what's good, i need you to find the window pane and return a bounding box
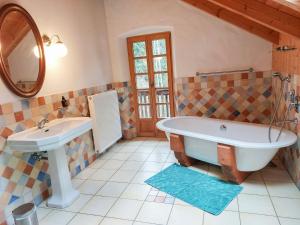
[152,39,166,55]
[156,89,169,103]
[153,56,167,72]
[136,75,149,89]
[157,104,170,118]
[133,41,146,57]
[139,105,151,118]
[137,91,150,104]
[134,58,148,73]
[155,73,168,88]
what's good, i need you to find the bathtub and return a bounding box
[156,116,297,171]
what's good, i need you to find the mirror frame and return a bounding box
[0,3,45,98]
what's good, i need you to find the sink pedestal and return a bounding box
[47,146,79,208]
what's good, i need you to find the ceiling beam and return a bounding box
[207,0,300,39]
[183,0,280,44]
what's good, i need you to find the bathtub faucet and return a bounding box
[220,124,227,131]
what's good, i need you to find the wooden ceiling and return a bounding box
[183,0,300,44]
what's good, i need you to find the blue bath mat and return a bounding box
[145,163,243,215]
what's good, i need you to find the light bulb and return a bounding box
[51,42,68,58]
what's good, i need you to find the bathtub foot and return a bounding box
[217,144,251,184]
[170,133,195,166]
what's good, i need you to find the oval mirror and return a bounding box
[0,4,45,98]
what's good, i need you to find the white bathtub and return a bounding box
[157,116,297,171]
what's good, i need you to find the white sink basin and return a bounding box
[7,117,93,209]
[7,117,92,152]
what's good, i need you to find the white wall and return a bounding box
[0,0,112,104]
[104,0,273,82]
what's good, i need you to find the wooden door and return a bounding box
[127,32,175,137]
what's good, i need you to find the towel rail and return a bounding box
[196,68,254,77]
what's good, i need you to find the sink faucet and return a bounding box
[38,116,49,129]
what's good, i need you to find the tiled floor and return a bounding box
[22,139,300,225]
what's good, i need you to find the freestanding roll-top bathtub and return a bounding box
[157,116,297,172]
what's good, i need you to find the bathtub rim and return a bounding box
[156,116,297,149]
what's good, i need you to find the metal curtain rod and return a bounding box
[196,68,254,76]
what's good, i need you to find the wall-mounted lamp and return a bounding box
[34,34,68,58]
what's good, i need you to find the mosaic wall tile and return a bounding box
[175,71,272,124]
[0,81,136,224]
[272,75,300,190]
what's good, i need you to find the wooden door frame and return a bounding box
[127,31,175,137]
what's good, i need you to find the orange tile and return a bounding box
[1,103,13,114]
[38,97,46,106]
[2,167,13,179]
[14,111,24,122]
[1,128,13,139]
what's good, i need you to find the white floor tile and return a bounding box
[36,207,52,221]
[68,213,103,225]
[266,181,300,198]
[97,181,128,197]
[174,198,190,206]
[102,159,124,170]
[241,180,268,195]
[80,196,117,216]
[75,168,97,179]
[129,153,150,161]
[168,205,204,225]
[244,172,263,182]
[136,202,172,225]
[154,146,171,154]
[89,159,107,169]
[100,218,133,225]
[133,222,153,225]
[63,194,92,212]
[40,210,75,225]
[125,141,143,147]
[107,198,143,220]
[119,146,139,153]
[99,151,114,160]
[261,168,293,182]
[121,184,151,200]
[147,153,169,162]
[131,171,155,184]
[110,153,132,161]
[89,168,117,181]
[238,194,276,216]
[71,179,85,189]
[78,180,105,195]
[110,170,137,183]
[166,153,178,163]
[120,161,144,171]
[203,211,240,225]
[136,146,155,154]
[279,217,300,225]
[240,213,280,225]
[272,197,300,219]
[140,162,164,172]
[142,140,160,147]
[225,198,238,211]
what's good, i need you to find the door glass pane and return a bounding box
[156,89,169,103]
[137,90,150,104]
[155,73,168,88]
[133,41,146,57]
[136,75,149,89]
[152,39,166,55]
[153,56,167,72]
[157,104,170,118]
[134,58,148,73]
[139,105,151,118]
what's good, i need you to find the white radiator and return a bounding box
[88,90,122,154]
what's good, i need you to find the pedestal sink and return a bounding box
[7,117,92,208]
